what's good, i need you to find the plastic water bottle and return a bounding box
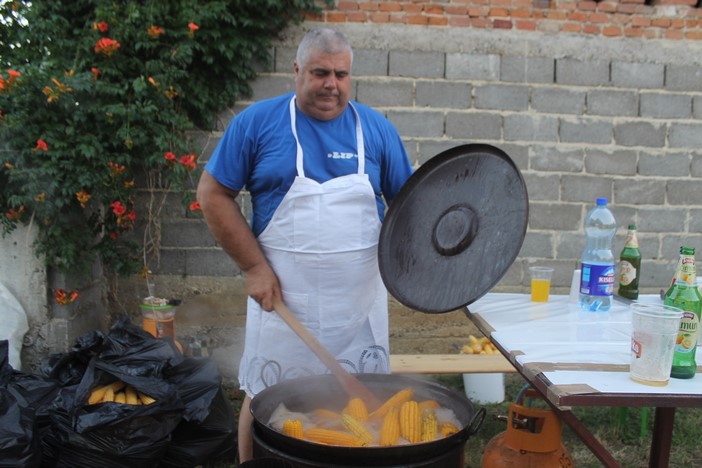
[579,198,617,312]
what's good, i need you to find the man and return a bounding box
[197,27,413,462]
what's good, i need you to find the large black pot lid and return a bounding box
[379,144,529,313]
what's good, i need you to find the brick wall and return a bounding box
[313,0,702,40]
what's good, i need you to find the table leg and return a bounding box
[649,407,675,468]
[556,409,621,468]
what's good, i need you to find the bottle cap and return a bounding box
[596,197,608,206]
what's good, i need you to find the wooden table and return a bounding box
[465,293,702,468]
[390,353,515,374]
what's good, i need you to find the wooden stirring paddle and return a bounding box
[273,296,383,411]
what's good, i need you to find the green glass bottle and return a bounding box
[664,246,702,379]
[617,225,641,300]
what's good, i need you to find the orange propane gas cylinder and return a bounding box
[482,387,573,468]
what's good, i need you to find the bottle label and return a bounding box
[580,263,615,296]
[674,311,700,355]
[624,231,638,248]
[675,256,697,286]
[619,260,637,286]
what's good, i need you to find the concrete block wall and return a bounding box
[7,6,702,375]
[148,24,702,297]
[112,23,702,380]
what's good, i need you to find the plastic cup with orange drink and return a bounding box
[529,266,554,302]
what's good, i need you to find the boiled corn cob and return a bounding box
[88,380,126,404]
[102,387,115,403]
[369,387,414,420]
[341,414,373,446]
[283,419,304,439]
[343,397,369,423]
[138,391,156,405]
[421,408,438,442]
[378,407,401,446]
[440,421,460,437]
[313,408,339,420]
[399,400,422,444]
[461,335,498,354]
[305,428,363,447]
[88,380,155,406]
[125,386,138,405]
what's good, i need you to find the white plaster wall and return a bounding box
[0,224,48,371]
[0,224,47,327]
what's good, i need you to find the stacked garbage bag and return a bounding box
[0,316,237,467]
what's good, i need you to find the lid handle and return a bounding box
[432,204,478,256]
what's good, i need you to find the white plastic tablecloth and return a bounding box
[469,293,702,396]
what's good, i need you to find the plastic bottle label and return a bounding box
[619,260,637,286]
[674,311,700,355]
[580,263,615,296]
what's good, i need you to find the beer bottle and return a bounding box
[617,225,641,300]
[664,246,702,379]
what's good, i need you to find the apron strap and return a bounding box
[289,96,365,177]
[349,102,365,175]
[289,97,306,177]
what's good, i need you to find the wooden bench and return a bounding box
[389,354,516,374]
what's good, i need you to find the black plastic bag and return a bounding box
[38,318,186,467]
[0,340,60,468]
[40,357,185,467]
[41,316,184,386]
[41,329,107,386]
[160,357,237,466]
[38,316,237,466]
[96,315,185,375]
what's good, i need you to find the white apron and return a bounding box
[238,97,390,397]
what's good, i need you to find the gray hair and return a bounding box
[295,28,353,69]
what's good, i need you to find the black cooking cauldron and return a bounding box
[249,373,485,468]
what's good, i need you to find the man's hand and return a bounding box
[244,262,281,312]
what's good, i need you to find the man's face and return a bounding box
[294,49,351,121]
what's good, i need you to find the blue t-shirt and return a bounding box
[205,93,414,237]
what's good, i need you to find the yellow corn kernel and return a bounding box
[114,392,126,404]
[440,422,459,437]
[379,407,400,446]
[304,428,363,447]
[282,419,304,439]
[341,414,373,446]
[421,409,438,442]
[369,387,414,420]
[343,397,369,423]
[399,400,422,444]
